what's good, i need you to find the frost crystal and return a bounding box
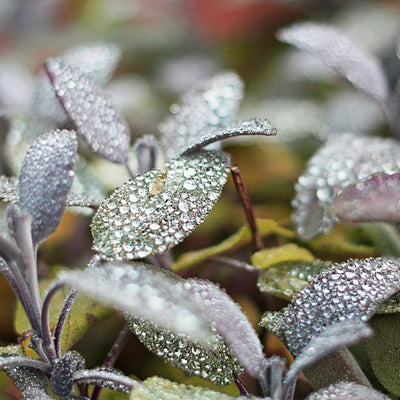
[91,151,231,260]
[18,130,77,243]
[283,257,400,356]
[45,58,130,164]
[292,133,400,240]
[127,316,243,386]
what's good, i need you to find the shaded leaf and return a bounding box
[126,315,243,386]
[91,151,231,260]
[133,135,161,175]
[282,257,400,356]
[172,219,294,272]
[56,262,214,342]
[292,133,400,240]
[305,381,390,400]
[183,279,266,378]
[259,310,287,343]
[332,172,400,223]
[277,22,389,105]
[365,314,400,395]
[257,260,330,301]
[18,130,77,243]
[0,176,18,204]
[159,72,243,161]
[45,58,130,164]
[129,376,249,400]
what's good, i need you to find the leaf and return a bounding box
[282,257,400,356]
[251,244,314,271]
[172,219,294,272]
[257,259,330,301]
[56,262,214,342]
[133,135,161,175]
[365,314,400,395]
[91,151,231,260]
[183,279,267,379]
[332,173,400,223]
[21,389,54,400]
[126,315,243,386]
[18,130,78,243]
[292,133,400,240]
[277,22,389,105]
[159,72,243,161]
[305,381,391,400]
[129,376,247,400]
[45,58,130,164]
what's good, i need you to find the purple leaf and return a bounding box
[18,130,77,243]
[306,381,391,400]
[292,133,400,240]
[159,72,243,160]
[277,23,389,106]
[182,279,267,379]
[282,257,400,356]
[45,58,130,164]
[332,172,400,223]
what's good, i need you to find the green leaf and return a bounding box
[365,313,400,396]
[257,260,330,301]
[172,219,294,272]
[129,376,248,400]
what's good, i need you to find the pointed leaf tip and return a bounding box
[18,129,77,243]
[45,58,129,164]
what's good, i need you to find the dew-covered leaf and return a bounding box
[129,376,249,400]
[56,262,214,342]
[257,259,330,301]
[91,151,231,260]
[21,389,54,400]
[282,257,400,356]
[365,314,400,395]
[172,219,294,272]
[0,176,18,203]
[18,129,77,243]
[292,133,400,240]
[45,58,130,164]
[305,381,391,400]
[277,22,389,105]
[126,315,243,386]
[159,72,243,161]
[183,279,266,378]
[284,321,372,388]
[332,172,400,223]
[179,119,277,157]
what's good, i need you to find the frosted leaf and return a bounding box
[183,279,267,379]
[277,23,389,105]
[91,151,231,260]
[56,262,214,342]
[332,172,400,223]
[0,176,18,203]
[21,389,54,400]
[159,72,243,160]
[129,376,251,400]
[126,315,243,386]
[284,321,372,386]
[179,119,277,156]
[292,133,400,240]
[305,381,391,400]
[18,129,78,243]
[283,257,400,356]
[45,58,130,164]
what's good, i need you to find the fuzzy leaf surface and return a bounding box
[277,22,389,105]
[159,72,243,161]
[46,58,130,164]
[92,151,231,260]
[292,133,400,240]
[183,279,266,378]
[18,129,77,243]
[56,262,214,342]
[20,389,54,400]
[305,381,390,400]
[332,172,400,223]
[283,257,400,356]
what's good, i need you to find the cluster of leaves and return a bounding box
[0,1,400,400]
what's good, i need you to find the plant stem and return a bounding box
[210,256,258,274]
[233,374,250,396]
[361,222,400,257]
[231,165,263,251]
[0,356,51,372]
[73,369,137,392]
